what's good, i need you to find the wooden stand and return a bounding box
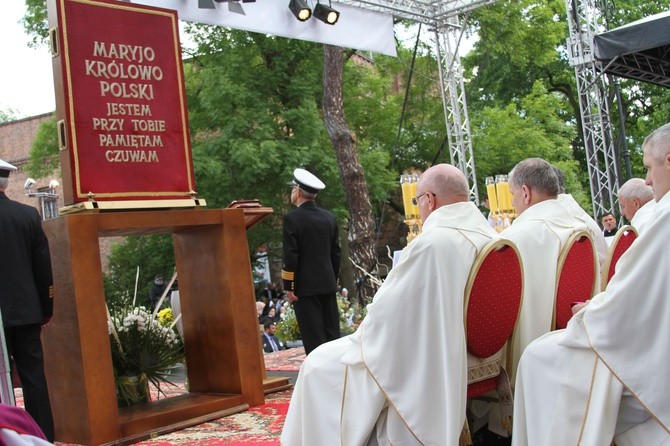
[42,208,285,445]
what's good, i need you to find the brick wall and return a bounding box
[0,113,58,205]
[0,113,121,271]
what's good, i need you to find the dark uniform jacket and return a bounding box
[261,332,283,353]
[282,201,340,296]
[0,192,54,327]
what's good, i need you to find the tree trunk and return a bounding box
[322,45,379,305]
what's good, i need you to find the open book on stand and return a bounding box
[226,199,262,208]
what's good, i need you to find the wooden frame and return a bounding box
[41,208,276,444]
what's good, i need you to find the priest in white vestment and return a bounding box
[512,122,670,446]
[281,164,500,446]
[557,192,606,273]
[630,198,655,234]
[618,177,656,234]
[502,158,589,379]
[552,165,607,275]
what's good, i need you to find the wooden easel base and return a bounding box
[43,209,269,445]
[111,394,247,445]
[263,377,292,395]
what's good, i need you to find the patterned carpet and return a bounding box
[263,347,306,373]
[11,349,305,445]
[137,389,291,446]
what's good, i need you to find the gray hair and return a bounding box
[618,178,653,202]
[509,158,559,197]
[550,164,566,194]
[0,177,8,190]
[300,189,317,200]
[643,122,670,163]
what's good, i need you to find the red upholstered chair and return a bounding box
[461,239,523,443]
[464,239,523,398]
[601,225,637,290]
[552,230,597,330]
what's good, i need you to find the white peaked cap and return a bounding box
[0,159,17,178]
[291,168,326,194]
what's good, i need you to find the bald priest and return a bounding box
[281,164,501,445]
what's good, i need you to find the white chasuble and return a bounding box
[281,202,498,445]
[512,191,670,445]
[503,199,588,379]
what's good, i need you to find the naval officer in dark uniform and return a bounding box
[282,168,341,355]
[0,159,55,441]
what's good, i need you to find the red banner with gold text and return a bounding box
[50,0,195,203]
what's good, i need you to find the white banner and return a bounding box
[128,0,397,57]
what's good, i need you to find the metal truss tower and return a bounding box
[340,0,500,203]
[434,18,478,202]
[565,0,620,220]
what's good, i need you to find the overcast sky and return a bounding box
[0,3,56,118]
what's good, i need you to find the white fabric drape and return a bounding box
[128,0,397,57]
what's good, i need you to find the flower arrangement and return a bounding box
[107,304,185,406]
[157,307,175,327]
[275,306,301,342]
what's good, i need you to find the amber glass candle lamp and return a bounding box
[400,171,422,243]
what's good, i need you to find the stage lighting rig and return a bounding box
[313,2,339,25]
[289,0,311,21]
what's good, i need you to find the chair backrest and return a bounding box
[552,230,596,330]
[601,225,638,290]
[464,239,524,360]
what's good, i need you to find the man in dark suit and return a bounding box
[0,159,54,441]
[282,168,341,355]
[261,321,283,353]
[148,274,166,310]
[601,212,618,237]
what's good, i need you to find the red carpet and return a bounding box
[12,386,290,445]
[10,350,303,445]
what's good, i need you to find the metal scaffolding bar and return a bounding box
[338,0,497,199]
[565,0,620,220]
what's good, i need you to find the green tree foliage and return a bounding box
[23,0,667,279]
[344,41,449,174]
[470,81,587,205]
[103,234,175,307]
[184,27,345,255]
[23,0,49,49]
[464,0,669,208]
[464,0,570,109]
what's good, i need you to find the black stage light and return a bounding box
[289,0,311,21]
[313,2,339,25]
